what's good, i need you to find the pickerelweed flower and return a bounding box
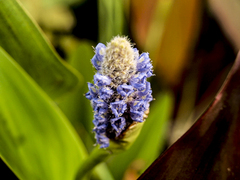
[86,36,153,148]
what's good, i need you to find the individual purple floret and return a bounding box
[137,53,153,77]
[130,73,147,91]
[91,43,106,70]
[94,73,111,87]
[129,100,147,122]
[117,84,134,97]
[110,100,127,117]
[86,36,153,148]
[110,117,126,136]
[99,87,114,101]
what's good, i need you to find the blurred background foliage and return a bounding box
[1,0,239,179]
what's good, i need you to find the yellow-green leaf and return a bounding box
[0,47,86,180]
[0,0,81,99]
[98,0,124,42]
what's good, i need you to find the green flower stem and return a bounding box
[75,122,144,179]
[75,146,112,179]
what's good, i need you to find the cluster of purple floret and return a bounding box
[86,43,153,148]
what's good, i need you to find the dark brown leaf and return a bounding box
[139,51,240,180]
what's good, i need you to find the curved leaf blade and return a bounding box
[0,0,81,99]
[0,47,86,180]
[98,0,124,42]
[59,41,95,134]
[153,0,202,86]
[139,52,240,179]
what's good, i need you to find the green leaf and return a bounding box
[93,163,115,180]
[98,0,125,42]
[107,91,173,179]
[58,40,95,139]
[0,0,81,99]
[0,47,86,180]
[42,0,85,6]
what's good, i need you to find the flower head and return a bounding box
[86,36,153,148]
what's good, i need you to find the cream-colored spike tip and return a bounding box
[100,36,137,85]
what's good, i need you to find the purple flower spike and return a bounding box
[86,36,153,148]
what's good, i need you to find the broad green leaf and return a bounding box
[42,0,85,6]
[93,163,114,180]
[107,92,173,179]
[98,0,124,43]
[0,0,81,99]
[59,41,95,140]
[0,47,86,180]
